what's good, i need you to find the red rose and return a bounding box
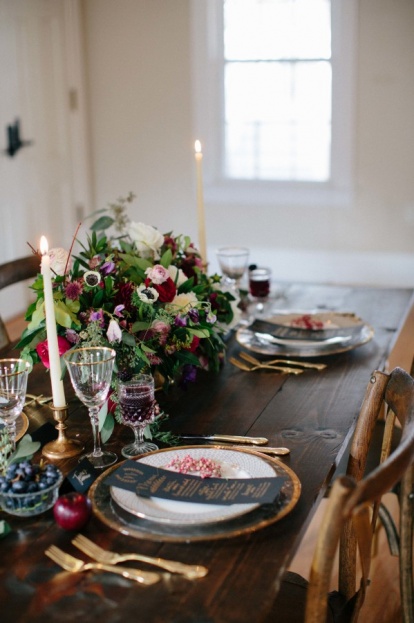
[153,277,176,303]
[36,336,72,369]
[187,336,200,352]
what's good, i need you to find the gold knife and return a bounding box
[179,434,268,446]
[225,445,290,456]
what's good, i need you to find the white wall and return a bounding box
[82,0,414,287]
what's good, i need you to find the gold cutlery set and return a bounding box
[45,534,208,584]
[230,351,326,374]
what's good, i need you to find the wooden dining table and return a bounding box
[1,282,414,623]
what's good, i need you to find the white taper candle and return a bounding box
[194,140,207,263]
[40,236,66,408]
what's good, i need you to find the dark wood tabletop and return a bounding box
[1,283,414,623]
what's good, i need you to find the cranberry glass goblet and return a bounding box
[118,374,158,457]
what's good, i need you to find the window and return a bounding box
[191,0,357,206]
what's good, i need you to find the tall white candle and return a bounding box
[194,140,207,263]
[40,236,66,408]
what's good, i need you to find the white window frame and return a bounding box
[191,0,358,207]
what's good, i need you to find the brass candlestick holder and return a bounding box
[42,404,84,460]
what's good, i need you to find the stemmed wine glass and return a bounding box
[118,373,158,457]
[64,347,117,469]
[0,359,30,451]
[248,267,272,315]
[216,247,249,291]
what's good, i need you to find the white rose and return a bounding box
[169,292,198,313]
[127,221,164,259]
[168,265,188,287]
[48,248,71,276]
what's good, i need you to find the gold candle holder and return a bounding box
[42,404,84,460]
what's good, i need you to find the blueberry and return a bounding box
[27,482,39,493]
[6,464,17,478]
[11,480,28,493]
[0,481,10,493]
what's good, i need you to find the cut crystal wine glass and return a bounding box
[216,247,249,291]
[118,374,158,457]
[64,347,117,469]
[0,359,30,451]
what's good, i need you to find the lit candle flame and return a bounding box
[194,139,202,154]
[40,236,49,255]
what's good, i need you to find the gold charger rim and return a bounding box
[89,445,301,543]
[15,412,29,442]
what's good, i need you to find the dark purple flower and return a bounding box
[101,261,116,275]
[188,308,200,323]
[90,309,104,327]
[174,315,187,327]
[179,364,197,388]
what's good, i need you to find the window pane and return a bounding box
[224,0,331,61]
[225,61,331,181]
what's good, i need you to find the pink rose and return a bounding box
[36,336,71,368]
[150,320,171,345]
[145,264,170,284]
[48,248,71,276]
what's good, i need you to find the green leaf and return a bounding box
[141,343,156,353]
[55,301,77,329]
[122,332,136,347]
[177,277,195,294]
[16,325,44,349]
[131,321,151,333]
[27,303,45,331]
[90,215,115,231]
[175,350,201,366]
[160,248,172,268]
[92,288,105,307]
[119,253,152,272]
[8,435,41,464]
[99,403,115,443]
[0,520,11,539]
[188,328,210,338]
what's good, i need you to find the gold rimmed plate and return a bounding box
[237,319,374,358]
[89,445,301,543]
[15,412,29,442]
[110,447,277,526]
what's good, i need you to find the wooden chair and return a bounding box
[399,464,414,623]
[0,254,39,351]
[271,367,414,623]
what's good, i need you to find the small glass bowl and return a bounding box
[0,471,63,517]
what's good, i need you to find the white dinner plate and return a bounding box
[236,318,374,358]
[250,311,365,342]
[110,447,278,525]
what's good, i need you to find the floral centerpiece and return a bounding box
[18,194,238,439]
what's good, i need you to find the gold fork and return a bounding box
[72,534,208,579]
[229,356,303,375]
[239,351,326,371]
[45,545,160,585]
